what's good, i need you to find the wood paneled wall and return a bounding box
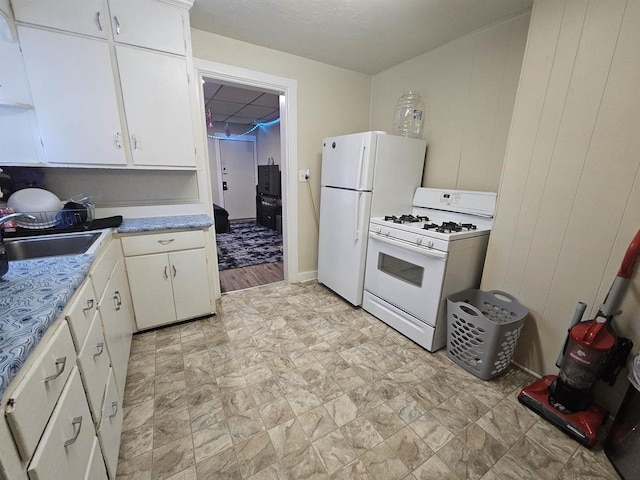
[482,0,640,408]
[370,14,530,192]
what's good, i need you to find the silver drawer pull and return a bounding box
[82,299,94,313]
[158,239,175,245]
[115,132,122,149]
[115,291,122,307]
[113,16,121,35]
[96,11,103,31]
[109,401,118,419]
[172,265,177,277]
[113,291,121,311]
[64,416,83,447]
[164,266,169,279]
[43,357,67,383]
[93,342,104,358]
[131,134,138,150]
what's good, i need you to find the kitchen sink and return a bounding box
[3,231,102,261]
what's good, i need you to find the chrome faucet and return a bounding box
[0,212,37,227]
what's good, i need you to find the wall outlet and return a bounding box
[299,169,310,182]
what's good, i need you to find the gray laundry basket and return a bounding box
[447,289,528,380]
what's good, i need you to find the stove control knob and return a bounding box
[416,237,422,245]
[382,228,390,236]
[373,226,381,234]
[426,240,434,248]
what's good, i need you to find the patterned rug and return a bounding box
[216,221,283,271]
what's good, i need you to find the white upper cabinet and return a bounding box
[108,0,186,55]
[18,26,127,166]
[116,45,195,167]
[11,0,108,39]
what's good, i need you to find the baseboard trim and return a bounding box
[296,270,317,283]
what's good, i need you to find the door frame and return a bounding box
[193,58,299,286]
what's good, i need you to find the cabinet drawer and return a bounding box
[91,237,119,299]
[76,312,110,425]
[65,280,98,351]
[121,230,204,256]
[27,368,97,480]
[97,368,122,479]
[5,321,76,461]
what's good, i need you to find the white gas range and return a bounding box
[363,188,497,352]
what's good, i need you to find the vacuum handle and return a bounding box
[618,229,640,279]
[555,301,587,368]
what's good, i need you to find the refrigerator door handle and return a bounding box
[354,191,363,240]
[356,139,367,190]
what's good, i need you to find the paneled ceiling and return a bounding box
[191,0,533,75]
[203,82,280,126]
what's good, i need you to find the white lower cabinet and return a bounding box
[126,247,212,330]
[96,368,123,479]
[2,233,134,479]
[122,229,213,331]
[27,368,101,480]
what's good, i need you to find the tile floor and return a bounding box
[115,281,621,480]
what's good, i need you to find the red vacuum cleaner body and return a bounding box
[518,229,640,447]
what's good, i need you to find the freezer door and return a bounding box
[321,132,380,190]
[317,186,372,306]
[370,135,426,217]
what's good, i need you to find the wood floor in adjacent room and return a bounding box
[219,262,284,293]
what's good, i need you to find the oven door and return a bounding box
[364,232,447,326]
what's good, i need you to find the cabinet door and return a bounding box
[76,312,110,424]
[12,0,108,38]
[112,259,134,358]
[17,27,127,166]
[98,272,128,398]
[108,0,186,55]
[28,369,97,480]
[115,45,195,167]
[97,368,122,479]
[170,248,212,321]
[125,253,177,330]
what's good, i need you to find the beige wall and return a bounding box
[481,0,640,410]
[191,29,371,275]
[370,14,530,192]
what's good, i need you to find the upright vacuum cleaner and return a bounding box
[518,229,640,447]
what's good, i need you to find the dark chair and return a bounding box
[213,204,230,233]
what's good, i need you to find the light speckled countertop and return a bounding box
[117,214,213,233]
[0,255,93,398]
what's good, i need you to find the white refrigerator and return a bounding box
[317,131,427,306]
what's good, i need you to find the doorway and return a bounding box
[201,81,285,293]
[193,58,299,298]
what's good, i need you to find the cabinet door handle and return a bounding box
[164,266,169,279]
[109,401,118,419]
[113,292,121,311]
[115,132,122,149]
[158,239,175,245]
[82,299,94,313]
[93,342,104,359]
[115,291,122,307]
[64,416,83,447]
[131,134,138,150]
[43,357,66,383]
[96,11,103,31]
[172,265,177,277]
[113,16,121,35]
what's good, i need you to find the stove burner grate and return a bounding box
[423,221,478,233]
[384,214,429,224]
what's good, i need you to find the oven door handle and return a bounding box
[369,232,448,260]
